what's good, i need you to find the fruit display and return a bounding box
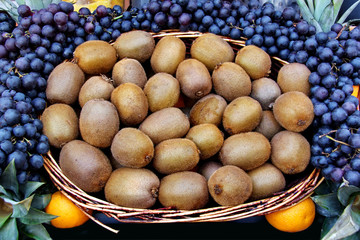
[0,0,359,238]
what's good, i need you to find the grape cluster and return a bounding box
[308,26,360,186]
[0,11,16,33]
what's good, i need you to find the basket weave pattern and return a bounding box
[43,30,323,234]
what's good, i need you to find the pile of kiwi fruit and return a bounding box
[43,30,314,210]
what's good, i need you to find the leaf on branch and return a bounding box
[0,218,18,240]
[0,198,12,228]
[31,194,51,210]
[0,160,19,200]
[20,181,45,199]
[19,223,53,240]
[20,207,57,225]
[7,194,34,218]
[338,183,360,206]
[312,193,343,217]
[322,203,360,240]
[338,0,360,23]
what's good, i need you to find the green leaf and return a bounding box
[314,0,332,21]
[0,218,18,240]
[25,0,44,10]
[20,208,57,225]
[9,194,34,218]
[332,0,344,20]
[296,0,323,32]
[321,217,338,239]
[307,0,315,14]
[0,160,19,200]
[319,3,335,32]
[31,194,51,210]
[322,204,360,240]
[315,180,341,195]
[20,181,45,199]
[343,231,360,240]
[338,184,360,206]
[20,223,53,240]
[338,0,360,23]
[312,193,343,217]
[15,0,26,5]
[0,198,12,228]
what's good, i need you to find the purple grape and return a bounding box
[344,170,360,187]
[54,12,68,25]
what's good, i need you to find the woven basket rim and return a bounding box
[43,30,324,234]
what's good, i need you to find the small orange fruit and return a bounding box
[265,197,316,233]
[45,191,91,229]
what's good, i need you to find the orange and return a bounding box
[45,191,92,229]
[265,197,316,233]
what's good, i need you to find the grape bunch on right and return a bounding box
[307,25,360,187]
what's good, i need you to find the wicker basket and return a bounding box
[43,30,324,234]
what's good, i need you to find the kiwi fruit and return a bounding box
[189,94,227,126]
[158,171,208,210]
[208,165,252,206]
[250,77,281,110]
[111,127,154,168]
[220,132,271,171]
[150,36,186,75]
[235,45,271,80]
[112,58,147,88]
[273,91,314,132]
[113,30,155,63]
[59,140,112,192]
[79,99,120,148]
[105,168,159,209]
[198,160,222,181]
[271,130,311,175]
[46,62,85,105]
[212,62,251,101]
[248,163,286,200]
[153,138,200,175]
[255,110,283,139]
[111,83,149,126]
[190,33,235,71]
[144,73,180,112]
[41,104,79,148]
[176,59,212,99]
[277,63,311,96]
[222,96,262,135]
[74,40,117,75]
[139,107,190,144]
[186,123,224,160]
[78,75,114,107]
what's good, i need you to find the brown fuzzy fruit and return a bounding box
[248,163,286,200]
[59,140,112,193]
[46,62,85,105]
[74,40,117,75]
[271,130,311,175]
[220,132,271,171]
[41,104,79,148]
[212,62,251,101]
[150,36,186,75]
[113,30,155,63]
[153,138,199,175]
[189,94,227,126]
[105,168,160,209]
[79,99,119,148]
[222,96,262,134]
[277,63,311,96]
[186,123,224,160]
[190,33,234,71]
[158,171,208,210]
[176,58,212,99]
[139,107,190,145]
[255,110,283,140]
[235,45,271,80]
[273,91,314,132]
[144,73,180,112]
[112,58,147,88]
[78,75,114,108]
[208,165,252,206]
[111,83,148,126]
[250,77,281,110]
[111,128,154,168]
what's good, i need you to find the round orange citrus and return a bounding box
[265,197,316,233]
[45,191,92,229]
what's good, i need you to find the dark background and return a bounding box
[45,213,324,240]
